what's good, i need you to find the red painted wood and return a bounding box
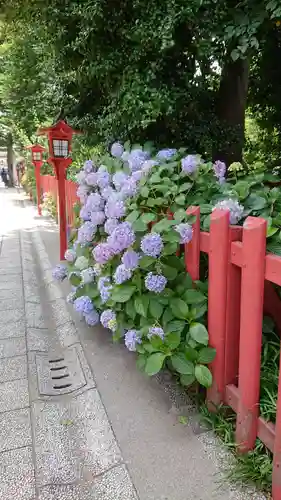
[199,232,209,253]
[224,227,243,387]
[207,209,230,407]
[265,254,281,287]
[185,206,200,280]
[236,217,267,452]
[57,173,67,261]
[35,167,42,216]
[272,345,281,499]
[225,384,275,453]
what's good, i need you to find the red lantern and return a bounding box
[25,144,46,216]
[37,119,81,260]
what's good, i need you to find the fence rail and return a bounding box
[40,175,78,228]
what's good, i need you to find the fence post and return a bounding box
[236,217,266,452]
[185,206,200,281]
[207,209,230,408]
[224,227,243,387]
[272,352,281,499]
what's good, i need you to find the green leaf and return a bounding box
[175,194,186,205]
[231,49,239,61]
[136,354,146,371]
[134,295,149,317]
[140,187,149,198]
[179,183,192,193]
[247,194,267,211]
[133,219,148,232]
[189,323,209,345]
[139,256,155,269]
[152,219,175,233]
[166,320,186,334]
[195,365,213,388]
[202,215,210,231]
[111,285,136,303]
[165,331,181,350]
[170,299,189,319]
[191,303,208,320]
[69,273,81,287]
[142,213,157,224]
[173,209,187,222]
[163,242,178,255]
[162,265,178,280]
[162,230,181,243]
[180,374,196,387]
[162,307,174,325]
[125,299,136,320]
[171,353,194,375]
[197,347,216,364]
[126,210,140,223]
[149,299,164,319]
[183,289,206,304]
[185,347,198,362]
[200,204,212,214]
[267,226,279,238]
[145,352,167,376]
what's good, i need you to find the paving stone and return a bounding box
[0,279,22,291]
[0,355,27,382]
[27,328,51,352]
[0,378,29,412]
[25,302,45,329]
[0,296,24,311]
[49,298,71,327]
[0,408,32,452]
[0,266,22,276]
[38,465,138,500]
[0,309,24,325]
[0,447,35,500]
[0,337,26,358]
[0,320,25,339]
[23,282,41,304]
[32,389,122,486]
[55,321,79,348]
[0,287,22,302]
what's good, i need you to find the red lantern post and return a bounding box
[25,144,46,216]
[37,120,80,260]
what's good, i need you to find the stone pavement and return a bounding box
[0,188,266,500]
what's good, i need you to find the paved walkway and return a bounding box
[0,188,266,500]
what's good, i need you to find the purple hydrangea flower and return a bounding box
[131,170,143,182]
[83,160,94,173]
[121,177,138,198]
[181,155,200,174]
[142,159,158,174]
[125,330,142,352]
[77,221,96,245]
[77,184,88,204]
[112,171,129,190]
[76,171,87,185]
[104,218,119,235]
[101,186,115,201]
[52,264,67,282]
[100,309,117,331]
[81,267,95,284]
[86,193,103,212]
[85,172,98,186]
[108,222,136,254]
[140,233,163,257]
[213,160,226,183]
[175,223,193,244]
[73,296,93,315]
[64,248,76,262]
[90,210,105,226]
[156,149,177,161]
[96,166,111,189]
[105,199,126,219]
[80,205,91,221]
[114,264,132,284]
[98,276,112,303]
[145,272,167,293]
[111,142,124,158]
[214,199,244,225]
[92,242,114,264]
[148,327,165,340]
[121,250,140,270]
[128,149,150,172]
[84,309,99,326]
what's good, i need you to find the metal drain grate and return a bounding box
[36,346,87,396]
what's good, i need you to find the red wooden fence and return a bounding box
[185,206,281,499]
[40,175,78,228]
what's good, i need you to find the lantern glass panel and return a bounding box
[52,139,69,158]
[33,152,41,161]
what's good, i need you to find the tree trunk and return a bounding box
[6,132,14,187]
[214,57,249,167]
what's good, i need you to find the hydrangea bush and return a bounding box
[53,141,281,389]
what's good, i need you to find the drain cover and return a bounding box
[36,346,87,396]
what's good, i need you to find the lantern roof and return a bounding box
[37,119,81,139]
[25,144,46,153]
